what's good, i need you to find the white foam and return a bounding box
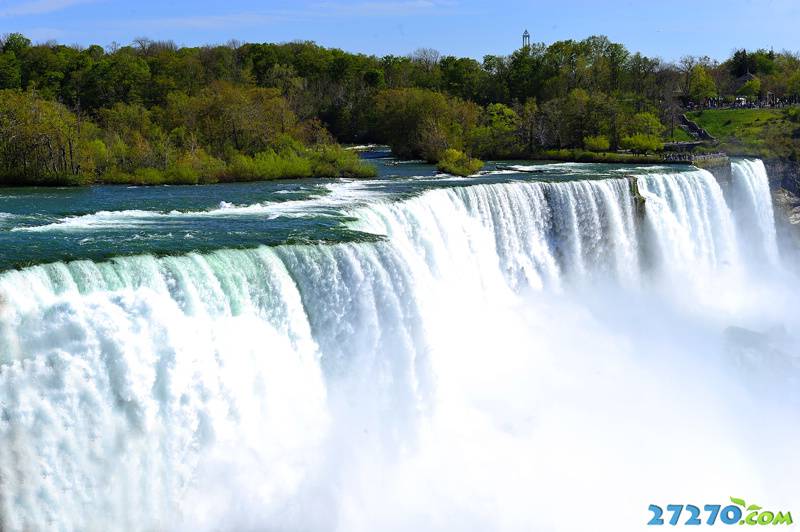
[0,162,797,532]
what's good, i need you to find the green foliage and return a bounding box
[536,148,662,164]
[225,145,375,181]
[0,90,90,184]
[436,148,483,176]
[689,65,717,102]
[0,89,375,185]
[0,52,21,89]
[583,135,610,152]
[226,150,313,180]
[3,32,800,183]
[439,56,485,101]
[469,103,522,158]
[629,112,664,137]
[738,78,762,100]
[2,34,31,56]
[789,71,800,97]
[729,49,776,77]
[372,87,478,161]
[166,149,226,184]
[97,146,376,185]
[666,127,694,142]
[620,134,663,153]
[688,108,800,158]
[309,145,377,178]
[174,82,298,157]
[81,52,151,108]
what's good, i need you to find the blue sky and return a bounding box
[1,0,798,61]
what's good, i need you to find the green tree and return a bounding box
[558,89,593,148]
[81,52,151,109]
[516,99,540,154]
[19,44,68,98]
[788,71,800,98]
[0,52,21,89]
[371,87,478,160]
[439,56,485,101]
[469,103,521,158]
[738,78,761,101]
[1,33,31,56]
[628,112,664,137]
[689,65,717,103]
[0,90,91,183]
[181,82,298,156]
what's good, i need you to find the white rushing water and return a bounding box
[0,160,798,532]
[729,159,780,266]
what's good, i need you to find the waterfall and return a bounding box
[352,178,639,291]
[637,168,740,280]
[730,159,780,265]
[0,162,794,532]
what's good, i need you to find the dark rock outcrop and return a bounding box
[764,159,800,195]
[702,159,732,187]
[626,176,646,221]
[773,188,800,225]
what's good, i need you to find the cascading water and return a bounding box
[729,159,780,265]
[0,161,797,532]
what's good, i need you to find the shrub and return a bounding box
[310,145,377,178]
[224,150,312,181]
[133,167,167,185]
[436,148,484,176]
[165,149,225,184]
[583,135,610,152]
[224,145,376,181]
[621,134,663,154]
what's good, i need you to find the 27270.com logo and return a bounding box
[648,497,793,526]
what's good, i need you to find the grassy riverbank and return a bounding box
[688,108,800,160]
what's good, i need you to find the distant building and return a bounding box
[522,30,530,48]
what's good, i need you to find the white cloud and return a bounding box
[0,0,94,17]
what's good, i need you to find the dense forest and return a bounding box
[1,32,799,184]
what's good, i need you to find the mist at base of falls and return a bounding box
[0,160,798,532]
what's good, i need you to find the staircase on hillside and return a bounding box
[679,114,716,141]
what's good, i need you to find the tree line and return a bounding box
[1,32,799,183]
